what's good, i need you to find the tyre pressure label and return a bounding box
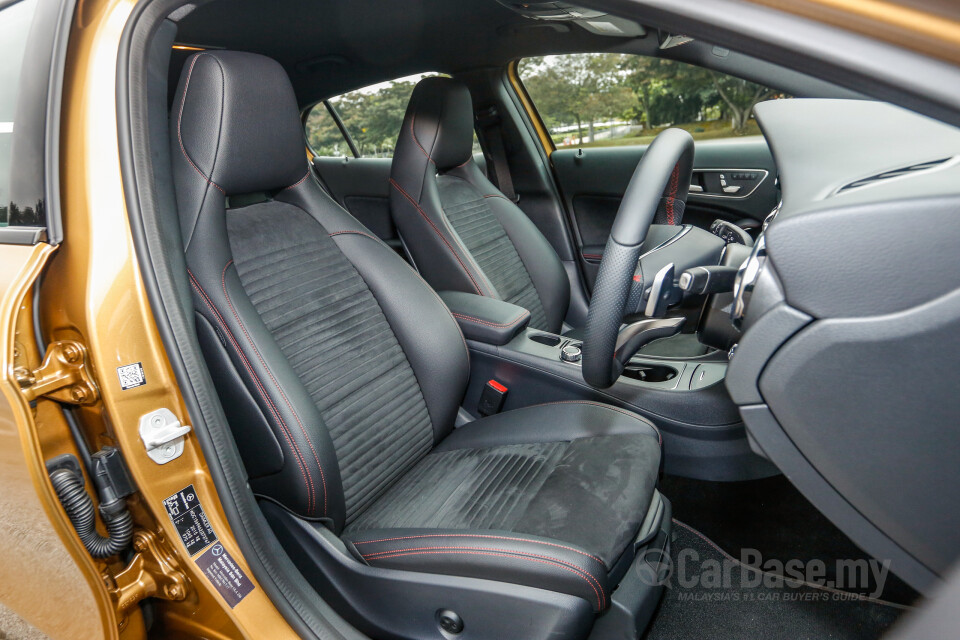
[196,543,255,608]
[163,484,217,556]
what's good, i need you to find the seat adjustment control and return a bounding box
[437,609,464,635]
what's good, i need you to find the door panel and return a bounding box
[312,157,399,249]
[313,154,487,255]
[551,137,778,286]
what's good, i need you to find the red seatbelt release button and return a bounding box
[478,380,508,416]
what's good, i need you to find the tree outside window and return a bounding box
[520,54,787,149]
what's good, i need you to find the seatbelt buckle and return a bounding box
[478,380,508,416]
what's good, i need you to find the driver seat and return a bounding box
[172,51,667,636]
[390,77,570,334]
[390,77,708,356]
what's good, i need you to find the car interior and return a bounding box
[114,0,960,638]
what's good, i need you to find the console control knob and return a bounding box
[560,344,582,363]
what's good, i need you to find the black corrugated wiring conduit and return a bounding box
[49,456,134,559]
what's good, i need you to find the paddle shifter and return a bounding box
[612,264,685,367]
[611,262,741,366]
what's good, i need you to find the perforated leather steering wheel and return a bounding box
[582,128,695,389]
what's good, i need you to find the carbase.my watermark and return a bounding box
[638,546,891,599]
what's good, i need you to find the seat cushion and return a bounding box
[342,402,661,611]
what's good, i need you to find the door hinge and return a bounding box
[15,340,99,405]
[105,529,189,629]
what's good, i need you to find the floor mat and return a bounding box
[642,520,911,640]
[659,474,919,605]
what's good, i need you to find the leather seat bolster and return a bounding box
[438,291,530,345]
[389,177,497,298]
[449,162,571,333]
[188,256,346,526]
[343,528,611,612]
[436,401,662,452]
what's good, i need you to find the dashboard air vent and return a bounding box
[838,157,952,193]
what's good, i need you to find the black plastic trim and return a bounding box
[41,0,77,245]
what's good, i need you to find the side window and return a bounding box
[305,73,483,159]
[305,74,437,158]
[518,53,787,149]
[1,0,60,236]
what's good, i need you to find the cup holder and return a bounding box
[622,363,678,383]
[529,333,562,347]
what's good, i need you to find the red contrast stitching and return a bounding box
[328,230,384,244]
[528,400,662,447]
[352,533,604,566]
[450,311,528,329]
[389,178,487,296]
[281,170,310,191]
[220,261,328,515]
[362,548,605,609]
[177,54,226,195]
[187,271,315,514]
[582,254,602,260]
[410,110,431,160]
[665,163,680,225]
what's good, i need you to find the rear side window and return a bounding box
[518,53,787,150]
[306,73,442,158]
[305,73,482,159]
[0,0,63,242]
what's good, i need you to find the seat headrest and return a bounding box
[399,77,474,171]
[172,51,307,195]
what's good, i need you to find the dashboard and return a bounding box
[724,98,960,596]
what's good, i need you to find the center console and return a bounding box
[437,277,777,482]
[463,326,775,481]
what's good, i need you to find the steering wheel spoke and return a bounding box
[613,317,685,369]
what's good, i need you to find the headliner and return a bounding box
[173,0,650,106]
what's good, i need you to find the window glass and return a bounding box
[306,73,483,158]
[306,73,440,158]
[0,0,42,228]
[518,53,787,149]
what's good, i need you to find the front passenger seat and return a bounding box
[171,51,668,638]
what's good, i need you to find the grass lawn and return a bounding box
[556,119,762,149]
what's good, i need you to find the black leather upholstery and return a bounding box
[438,291,530,345]
[344,402,661,612]
[172,51,662,615]
[390,77,570,333]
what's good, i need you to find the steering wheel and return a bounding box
[582,128,695,389]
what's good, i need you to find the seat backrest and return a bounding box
[390,77,570,334]
[170,51,469,532]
